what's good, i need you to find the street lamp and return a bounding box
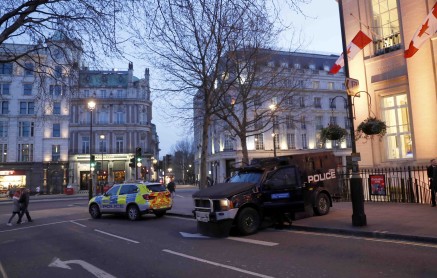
[88,98,96,200]
[338,0,366,226]
[100,134,105,194]
[269,104,277,157]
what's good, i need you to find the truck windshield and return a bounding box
[228,172,262,183]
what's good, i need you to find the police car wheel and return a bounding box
[89,204,101,219]
[314,192,330,216]
[127,205,140,221]
[236,207,260,235]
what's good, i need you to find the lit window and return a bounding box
[372,0,401,55]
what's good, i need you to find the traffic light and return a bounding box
[129,157,135,168]
[135,147,142,161]
[90,155,96,167]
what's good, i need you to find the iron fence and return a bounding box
[337,166,431,204]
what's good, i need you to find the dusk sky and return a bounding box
[115,1,344,157]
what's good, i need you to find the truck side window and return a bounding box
[265,167,297,190]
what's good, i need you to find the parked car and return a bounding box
[88,182,173,220]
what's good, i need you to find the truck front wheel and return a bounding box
[314,192,330,216]
[236,207,260,235]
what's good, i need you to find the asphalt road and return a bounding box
[1,190,437,277]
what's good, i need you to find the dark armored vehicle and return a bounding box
[193,151,339,236]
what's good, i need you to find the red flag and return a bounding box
[405,2,437,58]
[329,30,372,74]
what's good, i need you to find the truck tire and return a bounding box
[236,207,260,235]
[314,192,330,216]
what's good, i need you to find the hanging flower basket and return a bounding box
[355,117,387,140]
[320,124,348,144]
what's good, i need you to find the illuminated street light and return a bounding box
[88,98,96,200]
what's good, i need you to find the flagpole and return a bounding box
[338,0,367,226]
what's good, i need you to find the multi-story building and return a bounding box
[68,62,159,192]
[339,0,437,167]
[0,39,159,194]
[0,38,78,193]
[194,50,351,183]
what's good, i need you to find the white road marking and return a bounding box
[286,230,437,249]
[70,220,87,227]
[180,232,210,238]
[162,249,275,278]
[166,215,196,221]
[94,229,140,243]
[228,237,278,246]
[0,261,8,278]
[0,218,89,233]
[49,257,115,278]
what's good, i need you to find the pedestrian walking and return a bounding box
[17,188,32,224]
[427,158,437,207]
[6,190,21,226]
[167,179,176,198]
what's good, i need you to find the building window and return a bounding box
[330,116,337,125]
[312,81,320,89]
[314,97,322,108]
[84,90,90,98]
[285,115,295,129]
[0,101,9,114]
[99,140,107,153]
[0,144,7,162]
[49,85,63,96]
[255,134,264,150]
[0,121,8,137]
[18,121,34,137]
[98,111,109,124]
[52,145,61,161]
[294,63,301,69]
[0,83,10,95]
[53,102,61,115]
[115,112,124,124]
[371,0,401,55]
[301,134,307,149]
[18,144,33,162]
[100,90,107,98]
[299,97,305,108]
[82,136,90,154]
[53,123,61,137]
[327,82,334,90]
[20,102,35,114]
[116,90,125,98]
[286,133,295,149]
[315,116,323,130]
[301,116,306,129]
[223,134,234,151]
[116,136,124,153]
[382,94,412,159]
[24,62,34,76]
[0,63,13,75]
[23,84,33,95]
[54,66,62,78]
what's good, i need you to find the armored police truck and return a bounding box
[192,151,339,236]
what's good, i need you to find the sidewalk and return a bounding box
[3,186,437,244]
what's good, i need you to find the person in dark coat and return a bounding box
[6,190,21,226]
[17,188,32,223]
[167,179,176,198]
[427,159,437,207]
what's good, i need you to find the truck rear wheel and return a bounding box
[314,192,330,216]
[236,207,260,235]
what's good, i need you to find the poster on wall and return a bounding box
[369,174,386,196]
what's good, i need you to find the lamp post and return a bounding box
[88,98,96,200]
[269,104,277,157]
[100,134,105,194]
[338,0,366,226]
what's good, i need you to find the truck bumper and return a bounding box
[194,208,239,237]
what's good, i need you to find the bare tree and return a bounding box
[171,138,195,184]
[132,0,308,188]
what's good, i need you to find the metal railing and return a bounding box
[337,166,431,204]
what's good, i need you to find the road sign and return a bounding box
[345,77,359,96]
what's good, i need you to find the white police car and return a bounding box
[88,182,173,220]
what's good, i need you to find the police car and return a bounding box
[88,182,173,220]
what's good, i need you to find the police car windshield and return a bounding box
[228,172,262,183]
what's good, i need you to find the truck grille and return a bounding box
[194,199,212,209]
